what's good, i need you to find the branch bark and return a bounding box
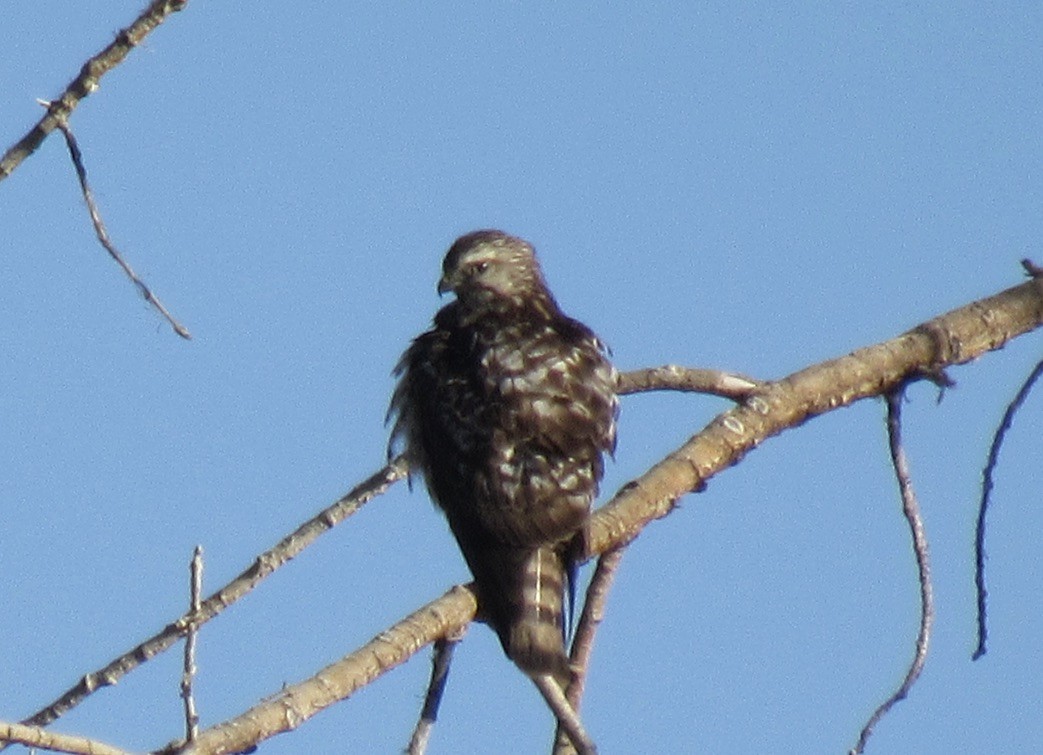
[0,721,130,755]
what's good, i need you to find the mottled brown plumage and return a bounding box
[388,230,618,681]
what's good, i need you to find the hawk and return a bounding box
[388,230,618,683]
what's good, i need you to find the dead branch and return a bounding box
[0,720,130,755]
[0,0,189,183]
[405,631,464,755]
[180,546,204,743]
[530,674,596,755]
[851,388,934,754]
[554,546,626,755]
[16,460,407,734]
[51,117,191,339]
[616,366,759,399]
[973,356,1043,659]
[166,584,478,755]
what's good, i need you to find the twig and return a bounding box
[617,365,759,400]
[13,459,407,737]
[531,675,596,755]
[0,0,189,182]
[1021,258,1043,278]
[554,547,626,755]
[50,114,191,339]
[181,546,204,742]
[851,388,934,754]
[0,720,131,755]
[972,357,1043,660]
[405,631,464,755]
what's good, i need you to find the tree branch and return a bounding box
[405,631,464,755]
[0,0,189,183]
[616,366,759,400]
[554,546,626,755]
[166,585,479,755]
[171,275,1043,754]
[587,277,1043,556]
[15,460,406,735]
[0,720,130,755]
[180,546,204,743]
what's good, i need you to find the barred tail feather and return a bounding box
[506,547,572,683]
[469,544,573,685]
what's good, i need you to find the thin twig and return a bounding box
[554,547,626,755]
[1021,258,1043,278]
[13,459,407,737]
[180,546,204,742]
[617,365,759,400]
[851,389,934,754]
[405,631,464,755]
[0,0,189,182]
[0,720,131,755]
[531,674,596,755]
[50,115,191,339]
[972,357,1043,660]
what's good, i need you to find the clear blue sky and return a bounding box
[2,3,1041,753]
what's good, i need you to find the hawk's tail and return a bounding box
[477,545,574,686]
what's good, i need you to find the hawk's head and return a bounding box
[438,230,552,313]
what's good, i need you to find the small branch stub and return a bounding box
[181,546,204,743]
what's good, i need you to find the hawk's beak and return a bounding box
[437,276,452,297]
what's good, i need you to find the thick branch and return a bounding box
[588,277,1043,554]
[169,585,478,755]
[176,276,1043,754]
[0,721,130,755]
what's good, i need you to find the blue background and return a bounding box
[2,3,1041,753]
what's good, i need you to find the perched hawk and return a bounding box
[388,230,618,682]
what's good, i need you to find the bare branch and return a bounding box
[617,365,759,399]
[554,546,626,755]
[168,585,478,755]
[0,0,189,183]
[168,276,1043,754]
[587,277,1043,556]
[851,388,934,754]
[16,459,407,735]
[531,675,596,755]
[973,356,1043,659]
[181,546,204,743]
[51,117,191,339]
[0,720,130,755]
[405,630,465,755]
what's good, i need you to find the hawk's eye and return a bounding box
[474,261,490,274]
